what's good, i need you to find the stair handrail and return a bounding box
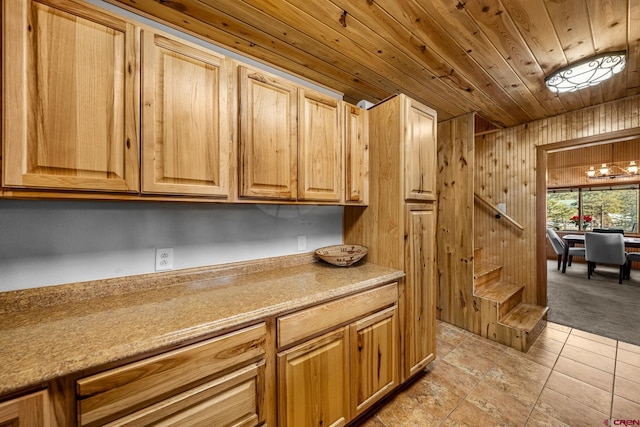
[474,193,524,231]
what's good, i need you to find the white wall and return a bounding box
[0,200,342,291]
[0,1,346,292]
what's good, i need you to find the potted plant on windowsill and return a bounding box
[569,214,592,229]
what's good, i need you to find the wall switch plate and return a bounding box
[155,248,174,271]
[297,235,307,251]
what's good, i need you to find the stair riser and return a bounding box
[474,268,502,293]
[498,288,524,320]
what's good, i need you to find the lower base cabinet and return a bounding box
[76,323,267,426]
[276,283,399,427]
[0,390,50,427]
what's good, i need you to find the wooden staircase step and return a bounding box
[473,262,502,292]
[500,303,548,330]
[474,281,523,304]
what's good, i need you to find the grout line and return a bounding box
[610,341,619,421]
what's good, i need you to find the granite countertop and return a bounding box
[0,254,404,396]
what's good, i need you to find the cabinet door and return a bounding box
[404,98,437,201]
[350,306,398,417]
[238,65,297,200]
[344,103,369,205]
[298,89,342,202]
[2,0,139,192]
[141,31,232,197]
[404,204,436,378]
[0,390,50,427]
[278,328,349,427]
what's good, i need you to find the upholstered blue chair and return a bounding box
[625,252,640,280]
[584,232,627,284]
[547,227,585,270]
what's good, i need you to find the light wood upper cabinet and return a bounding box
[404,99,437,201]
[141,31,233,197]
[0,390,50,427]
[2,0,139,192]
[405,204,437,376]
[238,65,298,200]
[298,89,343,202]
[344,104,369,205]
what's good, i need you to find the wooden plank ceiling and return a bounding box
[108,0,640,128]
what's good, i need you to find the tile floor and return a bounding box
[357,320,640,426]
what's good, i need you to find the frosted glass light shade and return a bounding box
[545,51,626,93]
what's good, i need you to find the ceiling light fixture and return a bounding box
[586,161,639,179]
[545,51,627,93]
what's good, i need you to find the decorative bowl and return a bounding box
[315,244,368,267]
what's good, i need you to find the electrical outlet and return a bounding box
[155,248,174,271]
[297,235,307,251]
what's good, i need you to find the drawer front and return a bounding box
[277,283,397,348]
[77,323,266,426]
[104,362,264,427]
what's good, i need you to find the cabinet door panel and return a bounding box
[298,90,342,201]
[3,0,139,192]
[141,32,231,197]
[239,66,297,200]
[344,104,369,205]
[0,390,49,427]
[350,306,398,416]
[405,205,436,377]
[404,99,436,201]
[278,328,349,427]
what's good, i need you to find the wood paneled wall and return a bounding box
[436,113,475,329]
[475,95,640,306]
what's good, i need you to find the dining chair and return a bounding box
[625,252,640,280]
[584,232,627,284]
[547,228,585,270]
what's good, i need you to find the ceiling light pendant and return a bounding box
[586,161,640,179]
[545,51,627,93]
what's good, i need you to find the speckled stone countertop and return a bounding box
[0,253,404,396]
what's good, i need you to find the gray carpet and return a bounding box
[547,259,640,346]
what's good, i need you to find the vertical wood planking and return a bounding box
[436,114,474,329]
[475,95,640,305]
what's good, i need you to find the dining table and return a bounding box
[561,233,640,273]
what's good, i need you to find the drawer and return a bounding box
[277,282,398,348]
[77,323,266,427]
[103,362,264,427]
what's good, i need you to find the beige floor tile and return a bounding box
[423,360,480,398]
[539,328,570,344]
[560,344,616,373]
[442,338,505,379]
[373,392,441,427]
[483,353,551,408]
[618,348,640,368]
[565,334,617,358]
[354,415,386,427]
[553,356,614,392]
[402,369,468,420]
[529,335,565,354]
[546,322,572,333]
[616,360,640,383]
[544,371,612,414]
[525,408,571,427]
[465,380,532,425]
[441,399,509,427]
[436,321,473,346]
[512,345,559,369]
[569,328,617,346]
[535,388,609,426]
[614,376,640,405]
[436,337,458,359]
[612,395,640,420]
[618,341,640,355]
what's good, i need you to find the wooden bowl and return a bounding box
[315,244,368,267]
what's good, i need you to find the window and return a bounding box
[547,185,639,232]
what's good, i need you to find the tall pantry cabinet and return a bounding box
[344,94,437,380]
